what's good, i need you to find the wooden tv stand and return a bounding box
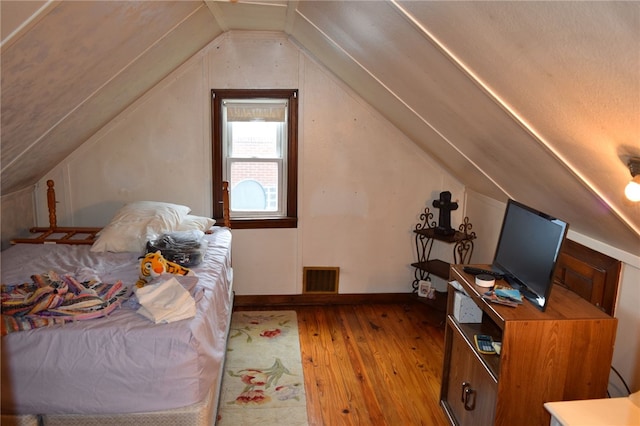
[440,265,617,426]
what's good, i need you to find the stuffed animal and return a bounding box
[136,251,191,288]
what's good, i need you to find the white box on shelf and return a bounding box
[452,287,482,323]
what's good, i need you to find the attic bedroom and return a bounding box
[1,1,639,424]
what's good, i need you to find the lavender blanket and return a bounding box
[1,227,233,415]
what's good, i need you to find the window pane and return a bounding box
[230,162,279,213]
[229,122,281,158]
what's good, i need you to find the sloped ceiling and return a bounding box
[1,0,639,254]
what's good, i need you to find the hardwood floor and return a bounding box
[235,302,449,425]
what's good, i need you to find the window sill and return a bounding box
[216,217,298,229]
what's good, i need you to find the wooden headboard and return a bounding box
[553,239,622,316]
[11,180,230,245]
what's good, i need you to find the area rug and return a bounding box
[216,310,309,425]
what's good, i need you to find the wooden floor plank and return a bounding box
[353,304,446,425]
[301,307,357,425]
[347,304,423,425]
[321,307,368,425]
[336,307,390,425]
[380,304,449,424]
[381,304,446,399]
[235,302,449,425]
[297,307,328,425]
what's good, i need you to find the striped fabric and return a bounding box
[1,271,130,335]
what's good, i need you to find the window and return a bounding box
[212,89,298,229]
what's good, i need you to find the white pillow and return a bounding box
[90,201,191,253]
[176,215,216,232]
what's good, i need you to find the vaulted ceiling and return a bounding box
[1,1,639,254]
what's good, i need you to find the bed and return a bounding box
[1,181,232,426]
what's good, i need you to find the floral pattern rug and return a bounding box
[217,310,308,425]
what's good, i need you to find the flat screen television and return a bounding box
[491,199,569,312]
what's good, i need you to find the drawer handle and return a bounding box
[463,386,476,411]
[461,382,470,402]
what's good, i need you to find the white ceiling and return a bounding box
[1,0,639,254]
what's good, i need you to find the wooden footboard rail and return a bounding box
[11,180,230,245]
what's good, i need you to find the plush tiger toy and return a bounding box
[136,251,192,288]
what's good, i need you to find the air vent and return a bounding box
[303,267,340,294]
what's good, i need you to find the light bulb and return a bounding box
[624,175,640,202]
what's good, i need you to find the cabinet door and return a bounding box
[445,326,497,426]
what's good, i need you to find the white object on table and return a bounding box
[544,391,640,426]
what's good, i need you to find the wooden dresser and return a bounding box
[440,264,618,426]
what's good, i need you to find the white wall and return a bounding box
[0,185,36,249]
[466,189,640,394]
[37,31,464,296]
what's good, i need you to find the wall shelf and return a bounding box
[411,207,476,293]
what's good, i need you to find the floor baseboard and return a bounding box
[234,293,446,311]
[233,292,448,328]
[233,292,432,307]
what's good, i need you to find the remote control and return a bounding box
[463,266,504,279]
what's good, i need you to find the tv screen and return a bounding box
[492,200,569,311]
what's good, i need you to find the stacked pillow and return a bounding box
[176,215,218,232]
[90,201,216,253]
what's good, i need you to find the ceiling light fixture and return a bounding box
[624,157,640,202]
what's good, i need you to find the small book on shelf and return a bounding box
[483,285,523,307]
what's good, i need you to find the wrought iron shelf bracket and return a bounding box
[411,208,476,293]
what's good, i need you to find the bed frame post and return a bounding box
[222,181,230,228]
[47,179,57,229]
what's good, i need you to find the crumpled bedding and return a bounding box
[1,271,130,335]
[0,227,233,416]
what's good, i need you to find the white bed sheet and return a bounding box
[1,227,232,416]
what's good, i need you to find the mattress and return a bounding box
[1,227,233,416]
